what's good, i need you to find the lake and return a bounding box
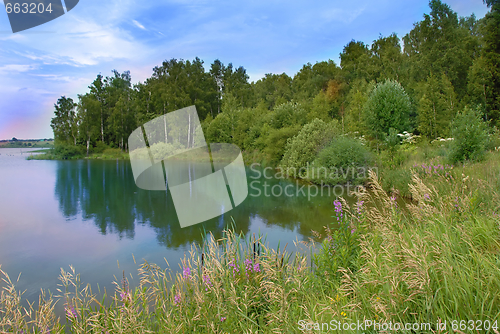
[0,147,350,315]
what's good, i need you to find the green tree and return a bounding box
[309,92,332,122]
[251,73,293,110]
[417,73,457,138]
[449,106,490,162]
[340,40,374,85]
[371,33,403,82]
[403,0,477,98]
[313,136,372,185]
[223,63,251,107]
[105,70,134,150]
[478,0,500,125]
[467,56,493,115]
[267,101,308,129]
[280,119,337,175]
[291,60,339,102]
[50,96,78,145]
[77,93,101,156]
[209,59,225,115]
[88,74,106,143]
[344,79,371,134]
[364,80,412,140]
[206,113,232,144]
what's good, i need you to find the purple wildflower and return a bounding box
[244,258,253,271]
[228,260,240,276]
[65,303,77,319]
[253,263,261,272]
[221,316,227,322]
[120,291,131,303]
[390,196,397,208]
[174,293,181,305]
[183,266,191,278]
[351,228,356,234]
[356,200,364,217]
[203,275,212,291]
[333,200,343,221]
[424,193,430,201]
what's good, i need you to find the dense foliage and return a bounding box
[49,0,498,170]
[449,106,490,162]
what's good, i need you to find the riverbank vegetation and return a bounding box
[2,150,500,332]
[0,138,53,149]
[44,0,499,175]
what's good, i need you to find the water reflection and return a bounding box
[54,160,343,248]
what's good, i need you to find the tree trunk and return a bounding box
[100,108,104,143]
[187,113,191,148]
[164,102,168,144]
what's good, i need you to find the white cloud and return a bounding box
[132,20,146,30]
[0,64,36,72]
[321,7,366,24]
[4,1,149,67]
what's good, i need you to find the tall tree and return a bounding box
[417,73,457,138]
[210,59,225,115]
[364,80,412,141]
[291,60,339,102]
[478,0,500,125]
[340,40,374,85]
[77,94,100,156]
[51,96,78,145]
[251,73,293,110]
[88,74,106,143]
[403,0,477,98]
[371,33,403,82]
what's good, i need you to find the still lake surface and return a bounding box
[0,147,347,311]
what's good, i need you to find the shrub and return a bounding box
[93,141,109,154]
[311,136,372,185]
[206,113,233,144]
[267,101,307,129]
[53,143,83,160]
[260,126,301,165]
[279,119,338,176]
[449,107,490,163]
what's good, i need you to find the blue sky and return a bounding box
[0,0,489,140]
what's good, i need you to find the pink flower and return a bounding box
[174,293,181,305]
[183,267,191,278]
[65,303,77,319]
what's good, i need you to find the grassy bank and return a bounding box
[0,141,54,149]
[2,150,500,333]
[27,147,129,161]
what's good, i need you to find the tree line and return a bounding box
[51,0,499,159]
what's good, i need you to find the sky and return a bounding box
[0,0,490,140]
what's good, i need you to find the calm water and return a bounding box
[0,147,347,313]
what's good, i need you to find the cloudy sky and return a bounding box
[0,0,489,139]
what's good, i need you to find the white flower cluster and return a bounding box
[342,131,367,145]
[397,131,420,144]
[431,137,454,143]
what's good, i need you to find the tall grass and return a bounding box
[2,152,500,333]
